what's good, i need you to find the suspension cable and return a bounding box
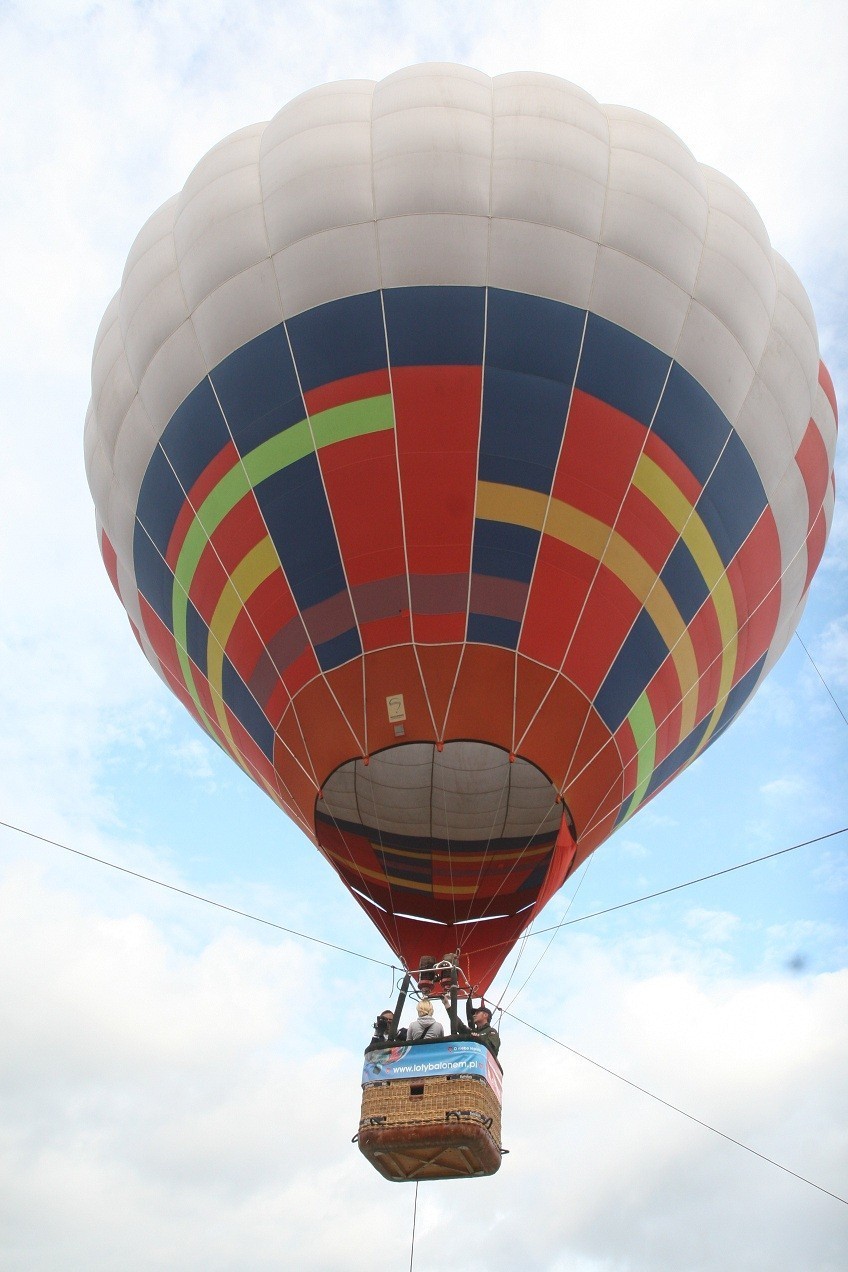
[498,856,594,1015]
[9,818,844,976]
[470,825,848,959]
[7,815,846,1203]
[408,1180,419,1271]
[0,818,394,969]
[795,631,848,728]
[504,1007,847,1206]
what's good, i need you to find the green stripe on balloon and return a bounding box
[168,394,395,724]
[619,692,658,823]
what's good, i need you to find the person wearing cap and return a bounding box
[406,998,445,1043]
[365,1008,406,1054]
[454,998,501,1057]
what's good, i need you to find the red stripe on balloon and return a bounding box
[687,596,724,725]
[100,530,121,597]
[137,595,215,737]
[165,440,240,571]
[303,367,390,416]
[818,360,838,424]
[561,563,645,700]
[615,484,680,575]
[794,416,831,531]
[724,507,782,683]
[519,539,595,669]
[554,390,646,524]
[316,422,412,650]
[392,366,481,642]
[646,660,685,766]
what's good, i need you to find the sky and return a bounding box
[1,2,847,1268]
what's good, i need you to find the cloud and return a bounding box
[683,907,743,944]
[1,867,846,1271]
[758,776,808,802]
[813,850,848,896]
[165,738,218,786]
[763,919,848,972]
[616,838,650,860]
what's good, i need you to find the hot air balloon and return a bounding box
[84,62,837,1011]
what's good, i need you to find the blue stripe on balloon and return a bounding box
[576,313,671,426]
[595,608,669,732]
[660,538,711,625]
[479,289,581,496]
[643,715,711,802]
[314,626,361,672]
[159,378,230,493]
[698,430,768,563]
[472,519,539,585]
[651,362,730,486]
[136,443,190,557]
[479,365,570,494]
[642,654,767,804]
[710,654,766,741]
[466,613,522,649]
[221,654,275,760]
[486,288,584,384]
[287,291,387,392]
[383,286,485,366]
[254,452,348,611]
[184,597,210,678]
[210,323,304,453]
[133,520,176,626]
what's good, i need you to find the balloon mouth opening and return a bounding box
[316,739,564,845]
[313,740,575,931]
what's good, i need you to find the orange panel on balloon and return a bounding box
[414,643,465,736]
[272,710,320,819]
[562,723,625,834]
[442,645,517,747]
[287,677,364,792]
[362,646,437,755]
[324,659,367,754]
[513,661,596,791]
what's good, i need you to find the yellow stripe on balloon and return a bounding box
[631,454,739,745]
[205,537,280,743]
[476,481,548,533]
[201,667,279,800]
[477,481,698,723]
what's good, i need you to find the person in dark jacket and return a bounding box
[365,1009,406,1054]
[453,998,501,1057]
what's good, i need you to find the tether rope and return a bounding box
[504,1006,847,1206]
[408,1180,419,1271]
[0,819,394,968]
[6,815,846,1204]
[498,856,594,1015]
[470,825,848,959]
[7,819,844,971]
[795,630,848,728]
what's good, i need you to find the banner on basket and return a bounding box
[362,1039,498,1088]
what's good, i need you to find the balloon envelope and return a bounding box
[85,65,838,991]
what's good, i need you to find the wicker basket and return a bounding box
[357,1070,503,1181]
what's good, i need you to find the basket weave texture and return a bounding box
[360,1073,501,1142]
[358,1072,503,1181]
